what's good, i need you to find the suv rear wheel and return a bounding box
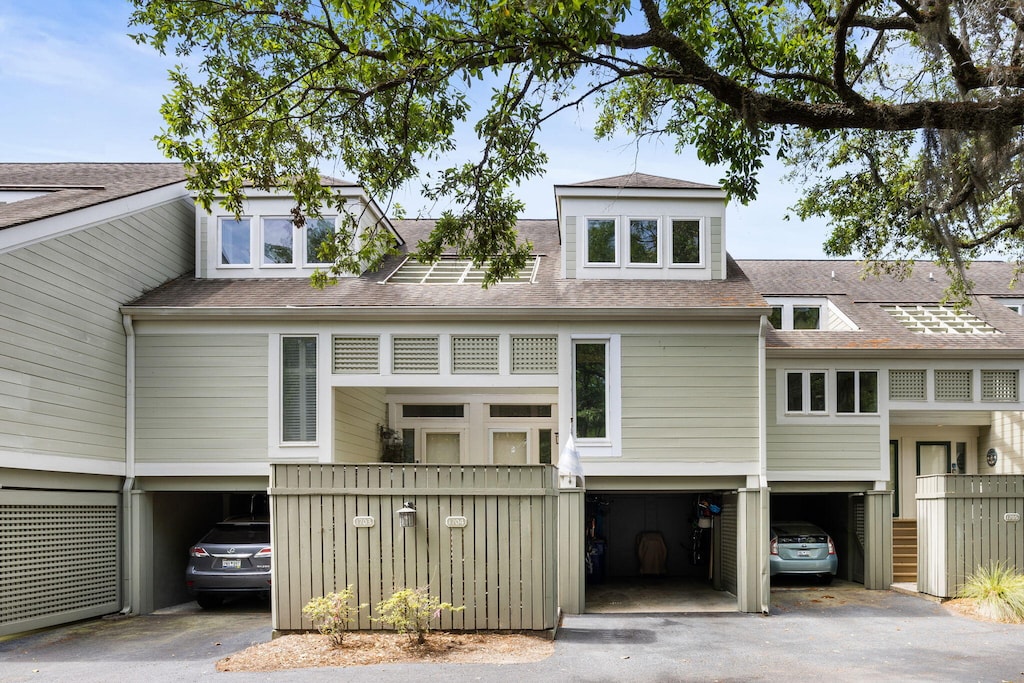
[196,595,224,609]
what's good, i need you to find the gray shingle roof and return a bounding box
[559,173,720,190]
[0,163,187,230]
[738,259,1024,352]
[126,219,767,317]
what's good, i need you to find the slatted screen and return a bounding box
[935,369,972,401]
[0,490,119,637]
[392,337,440,374]
[511,336,558,374]
[981,369,1018,402]
[889,369,927,401]
[451,336,499,374]
[333,336,380,374]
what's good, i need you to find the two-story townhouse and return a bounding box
[0,163,194,636]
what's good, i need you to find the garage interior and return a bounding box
[149,491,269,610]
[583,491,737,613]
[770,492,865,584]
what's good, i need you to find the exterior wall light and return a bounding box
[396,501,417,528]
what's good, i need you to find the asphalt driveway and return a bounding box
[1,583,1022,682]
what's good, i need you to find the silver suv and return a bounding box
[185,517,271,608]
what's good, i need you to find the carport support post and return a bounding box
[557,487,585,615]
[863,490,893,590]
[127,489,154,615]
[736,487,770,614]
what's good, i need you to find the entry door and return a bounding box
[916,442,951,476]
[423,431,463,464]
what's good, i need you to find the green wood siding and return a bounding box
[766,369,881,472]
[333,387,386,463]
[710,216,723,279]
[135,334,268,462]
[0,199,194,461]
[620,333,759,462]
[564,216,576,279]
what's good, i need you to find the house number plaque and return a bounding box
[445,516,468,528]
[352,516,375,527]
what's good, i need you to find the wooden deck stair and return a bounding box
[892,519,918,583]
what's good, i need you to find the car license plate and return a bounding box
[222,559,241,569]
[797,550,811,557]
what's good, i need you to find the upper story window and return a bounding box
[262,217,294,266]
[220,218,251,266]
[574,340,608,439]
[306,217,335,266]
[764,297,857,331]
[769,303,821,330]
[671,219,702,265]
[628,218,659,265]
[786,370,827,414]
[282,336,317,443]
[586,218,617,265]
[837,370,878,414]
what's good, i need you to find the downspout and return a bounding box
[758,314,770,615]
[120,314,136,615]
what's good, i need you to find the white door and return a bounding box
[917,442,950,476]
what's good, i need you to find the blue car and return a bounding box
[769,521,838,584]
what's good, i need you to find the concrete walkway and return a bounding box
[1,584,1022,682]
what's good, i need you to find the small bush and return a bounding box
[958,562,1024,623]
[374,587,464,644]
[302,586,367,647]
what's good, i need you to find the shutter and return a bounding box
[511,336,558,374]
[889,369,926,401]
[392,337,439,374]
[283,337,316,441]
[981,369,1018,401]
[935,369,972,401]
[333,336,380,374]
[1,490,119,637]
[451,336,499,374]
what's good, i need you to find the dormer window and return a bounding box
[262,217,295,266]
[305,217,335,266]
[671,219,702,265]
[628,218,659,265]
[220,217,251,266]
[586,218,617,265]
[765,298,849,330]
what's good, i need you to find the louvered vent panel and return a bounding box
[935,369,972,401]
[333,336,380,374]
[982,370,1018,402]
[889,369,926,401]
[452,336,499,374]
[393,337,440,374]
[0,504,118,629]
[511,336,558,374]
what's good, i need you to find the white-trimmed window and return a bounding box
[585,217,618,265]
[305,217,336,266]
[837,370,878,414]
[785,370,827,414]
[670,218,702,265]
[220,217,252,266]
[282,336,317,442]
[628,217,660,265]
[262,217,295,266]
[766,298,826,330]
[573,340,608,439]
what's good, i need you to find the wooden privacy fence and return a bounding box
[269,464,561,633]
[917,475,1024,598]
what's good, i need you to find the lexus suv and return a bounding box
[769,521,839,584]
[186,517,271,608]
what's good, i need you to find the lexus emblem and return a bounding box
[228,547,236,553]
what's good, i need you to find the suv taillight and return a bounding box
[255,547,272,558]
[827,538,836,555]
[769,538,778,555]
[190,546,209,558]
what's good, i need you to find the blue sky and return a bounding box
[0,0,834,259]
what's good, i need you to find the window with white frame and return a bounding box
[220,217,251,266]
[282,336,317,442]
[262,217,295,266]
[671,218,702,265]
[765,299,826,330]
[837,370,878,414]
[305,217,336,266]
[628,218,659,265]
[573,340,608,439]
[585,218,617,265]
[785,370,827,413]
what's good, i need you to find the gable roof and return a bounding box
[0,163,188,231]
[125,219,766,318]
[558,172,719,190]
[738,259,1024,353]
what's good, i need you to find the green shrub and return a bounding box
[302,586,367,647]
[374,587,464,644]
[958,562,1024,623]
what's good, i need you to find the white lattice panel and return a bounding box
[935,369,972,401]
[982,370,1019,402]
[511,336,558,374]
[451,336,499,374]
[889,369,927,401]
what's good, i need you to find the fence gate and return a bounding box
[0,489,120,637]
[270,464,561,633]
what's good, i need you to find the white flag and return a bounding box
[557,433,584,485]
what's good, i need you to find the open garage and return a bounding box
[769,491,868,584]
